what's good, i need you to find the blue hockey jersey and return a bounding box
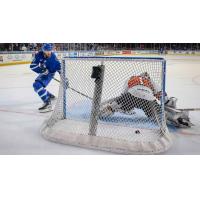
[30,51,61,74]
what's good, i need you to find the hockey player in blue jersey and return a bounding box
[30,43,61,113]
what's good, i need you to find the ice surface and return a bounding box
[0,55,200,154]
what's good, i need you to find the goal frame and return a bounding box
[41,56,173,154]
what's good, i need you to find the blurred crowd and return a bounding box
[0,43,41,51]
[0,43,199,51]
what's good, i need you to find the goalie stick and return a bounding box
[53,77,93,100]
[165,106,200,112]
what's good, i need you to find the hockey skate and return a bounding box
[165,97,194,128]
[49,93,56,101]
[38,100,52,113]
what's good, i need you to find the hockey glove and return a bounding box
[41,67,49,75]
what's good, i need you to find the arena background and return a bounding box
[1,43,200,66]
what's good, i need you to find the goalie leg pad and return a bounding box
[116,93,161,121]
[165,97,177,108]
[165,106,193,128]
[115,93,137,112]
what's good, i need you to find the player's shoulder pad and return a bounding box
[35,51,44,59]
[51,52,58,59]
[37,51,43,56]
[52,52,60,62]
[50,52,56,57]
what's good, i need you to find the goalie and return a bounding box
[99,72,193,128]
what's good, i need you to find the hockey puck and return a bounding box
[135,130,141,134]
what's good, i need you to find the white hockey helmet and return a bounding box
[140,72,150,79]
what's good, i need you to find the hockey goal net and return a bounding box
[41,57,173,154]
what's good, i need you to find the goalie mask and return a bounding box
[140,72,151,79]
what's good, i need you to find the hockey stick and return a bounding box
[53,77,93,100]
[178,108,200,112]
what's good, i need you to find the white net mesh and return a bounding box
[41,57,173,154]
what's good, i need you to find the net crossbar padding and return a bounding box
[41,57,173,154]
